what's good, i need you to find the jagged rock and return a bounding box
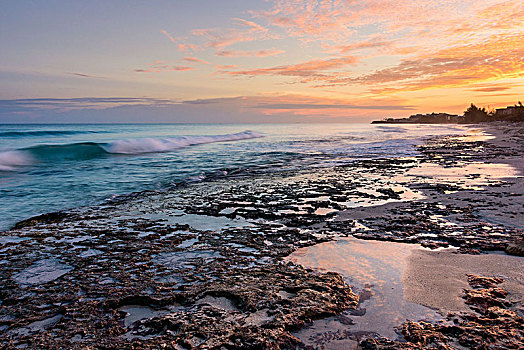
[505,238,524,256]
[360,275,524,349]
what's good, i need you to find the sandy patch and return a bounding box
[404,248,524,312]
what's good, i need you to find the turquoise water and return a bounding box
[0,123,467,229]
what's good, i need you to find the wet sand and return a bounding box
[404,248,524,312]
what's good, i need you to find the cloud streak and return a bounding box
[68,72,101,79]
[216,49,284,57]
[250,103,413,111]
[135,61,195,73]
[224,56,357,80]
[160,30,178,44]
[232,18,269,33]
[182,57,210,64]
[0,97,175,113]
[0,95,413,121]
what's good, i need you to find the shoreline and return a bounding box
[289,123,524,348]
[0,124,523,348]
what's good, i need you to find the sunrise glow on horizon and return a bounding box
[1,0,523,123]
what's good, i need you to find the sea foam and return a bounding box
[0,150,34,171]
[103,130,264,154]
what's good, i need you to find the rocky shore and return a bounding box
[360,274,523,349]
[1,123,523,349]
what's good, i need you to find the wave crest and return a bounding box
[0,151,34,171]
[103,130,264,154]
[0,130,264,170]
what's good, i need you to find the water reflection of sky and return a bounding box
[288,237,443,345]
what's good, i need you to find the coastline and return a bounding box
[0,123,523,348]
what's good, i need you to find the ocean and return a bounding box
[0,123,468,230]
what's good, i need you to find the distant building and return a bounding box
[493,104,524,121]
[372,112,462,124]
[406,113,462,123]
[495,106,518,116]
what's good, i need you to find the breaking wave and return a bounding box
[0,151,34,171]
[0,131,264,171]
[104,130,264,154]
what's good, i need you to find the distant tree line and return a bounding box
[373,101,524,124]
[464,101,524,123]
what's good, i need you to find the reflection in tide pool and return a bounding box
[288,237,444,347]
[406,161,518,191]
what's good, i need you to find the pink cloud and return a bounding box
[232,18,269,32]
[216,49,285,57]
[160,30,178,44]
[190,28,255,49]
[182,57,210,64]
[161,30,199,52]
[157,0,523,100]
[191,17,278,49]
[226,0,523,95]
[260,0,524,54]
[177,43,197,52]
[135,61,195,73]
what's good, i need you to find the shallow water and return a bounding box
[288,238,445,345]
[289,235,524,348]
[13,258,73,286]
[406,162,519,191]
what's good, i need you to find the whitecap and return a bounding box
[103,130,264,155]
[0,150,34,171]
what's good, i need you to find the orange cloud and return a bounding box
[224,56,357,80]
[470,86,511,93]
[361,33,524,93]
[215,64,238,70]
[331,40,392,54]
[158,0,523,106]
[234,1,524,96]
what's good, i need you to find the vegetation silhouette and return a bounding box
[373,101,524,124]
[464,103,489,123]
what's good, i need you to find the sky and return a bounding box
[1,0,523,123]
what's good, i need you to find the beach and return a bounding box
[0,123,523,349]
